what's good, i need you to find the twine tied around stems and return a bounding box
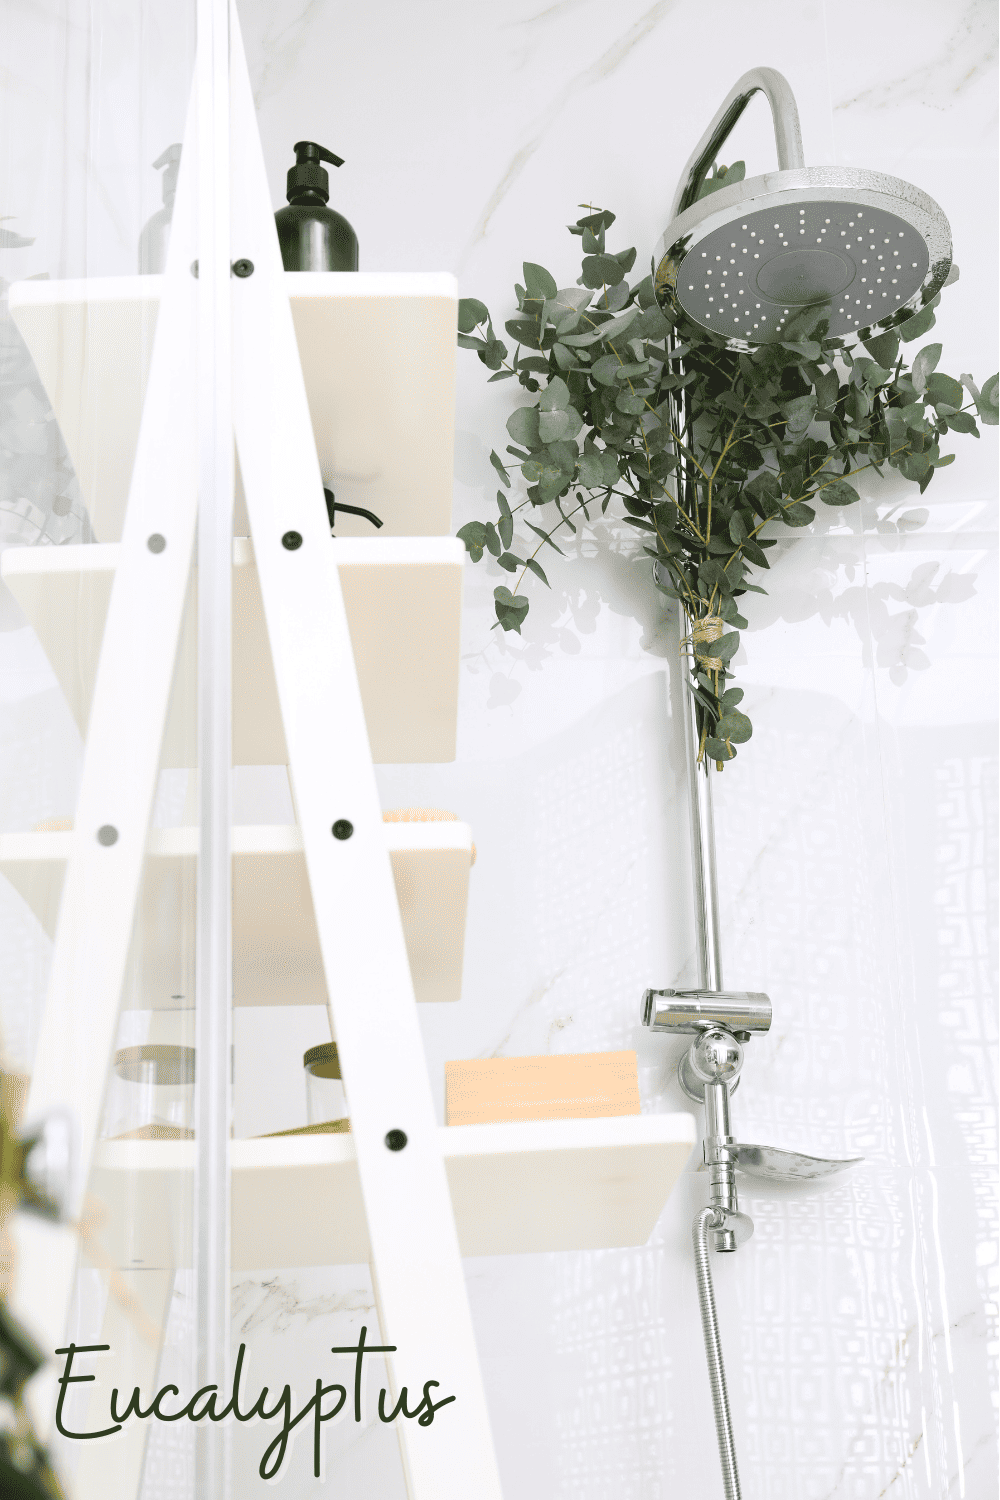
[682,616,729,770]
[685,614,726,672]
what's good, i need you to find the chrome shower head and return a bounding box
[653,67,952,352]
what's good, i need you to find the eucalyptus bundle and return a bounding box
[457,192,997,766]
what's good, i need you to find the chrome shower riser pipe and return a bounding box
[670,66,805,219]
[679,641,724,992]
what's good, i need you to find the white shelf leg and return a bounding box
[227,9,503,1497]
[9,100,201,1444]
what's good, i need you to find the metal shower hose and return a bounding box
[693,1207,741,1499]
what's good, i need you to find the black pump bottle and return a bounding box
[275,142,358,272]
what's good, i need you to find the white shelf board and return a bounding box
[86,1115,697,1269]
[8,272,457,543]
[0,821,472,1006]
[2,535,463,764]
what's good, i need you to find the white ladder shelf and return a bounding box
[4,9,696,1496]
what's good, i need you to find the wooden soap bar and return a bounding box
[445,1050,641,1127]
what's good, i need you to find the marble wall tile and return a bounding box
[0,0,993,1496]
[231,2,997,1494]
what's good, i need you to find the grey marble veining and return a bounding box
[248,0,327,110]
[828,0,998,116]
[458,0,681,257]
[232,1275,377,1340]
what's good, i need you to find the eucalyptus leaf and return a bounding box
[819,478,860,507]
[782,394,817,434]
[538,409,572,441]
[614,361,650,381]
[591,353,622,386]
[555,287,594,312]
[600,449,621,485]
[507,406,540,448]
[616,391,648,415]
[457,521,487,561]
[814,370,839,410]
[457,298,489,333]
[505,317,541,347]
[538,376,570,412]
[911,342,942,392]
[924,371,964,409]
[780,340,822,361]
[582,254,626,289]
[577,451,606,487]
[861,362,890,389]
[716,708,752,743]
[524,521,565,555]
[523,263,557,300]
[899,450,932,479]
[552,344,579,370]
[602,279,631,312]
[494,585,529,633]
[862,330,900,367]
[696,161,745,199]
[600,305,641,340]
[700,631,739,663]
[898,299,939,342]
[961,371,999,425]
[560,328,608,349]
[480,337,508,370]
[554,309,581,335]
[490,449,511,487]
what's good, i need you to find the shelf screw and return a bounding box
[281,531,303,551]
[232,259,255,278]
[384,1129,407,1152]
[147,534,166,553]
[97,825,118,846]
[331,820,354,841]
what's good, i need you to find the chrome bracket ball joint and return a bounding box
[642,988,862,1252]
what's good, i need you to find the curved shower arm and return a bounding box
[670,66,805,221]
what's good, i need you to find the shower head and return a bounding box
[653,67,952,352]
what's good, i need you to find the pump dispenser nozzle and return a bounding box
[286,141,345,205]
[153,145,182,207]
[275,140,358,272]
[138,144,182,274]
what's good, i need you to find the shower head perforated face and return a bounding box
[654,164,952,353]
